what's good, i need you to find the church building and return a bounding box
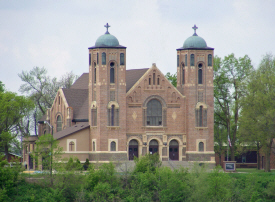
[24,24,215,169]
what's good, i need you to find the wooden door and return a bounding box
[149,140,159,155]
[169,140,179,160]
[129,139,138,160]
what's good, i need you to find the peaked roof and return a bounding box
[126,68,149,92]
[53,122,90,140]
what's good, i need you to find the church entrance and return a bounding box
[169,140,179,161]
[129,139,138,160]
[149,139,158,155]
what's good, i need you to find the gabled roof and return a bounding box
[70,73,89,89]
[126,68,149,92]
[62,88,89,119]
[53,122,90,140]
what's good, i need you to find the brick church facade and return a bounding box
[23,24,215,169]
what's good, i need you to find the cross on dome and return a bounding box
[192,24,198,36]
[104,23,110,34]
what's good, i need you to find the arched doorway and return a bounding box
[149,139,158,155]
[169,140,179,160]
[129,139,138,160]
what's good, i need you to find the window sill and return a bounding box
[195,127,208,130]
[107,126,120,130]
[143,126,167,130]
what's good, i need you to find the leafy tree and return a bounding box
[0,90,34,159]
[32,134,63,182]
[165,72,177,87]
[239,53,275,172]
[133,153,162,174]
[214,54,253,161]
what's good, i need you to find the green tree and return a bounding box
[214,54,253,161]
[239,53,275,172]
[165,72,177,87]
[0,90,34,160]
[33,134,63,182]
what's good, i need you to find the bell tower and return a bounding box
[88,23,127,161]
[177,25,215,163]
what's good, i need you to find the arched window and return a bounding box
[94,62,96,83]
[208,54,212,66]
[43,130,47,135]
[120,53,125,65]
[69,141,75,151]
[110,62,115,83]
[97,53,98,64]
[157,78,160,85]
[93,141,95,151]
[153,73,155,85]
[199,142,204,152]
[198,64,203,84]
[147,99,162,126]
[111,105,115,126]
[190,54,194,66]
[89,53,91,66]
[102,52,106,65]
[56,115,62,132]
[177,55,179,67]
[91,108,97,126]
[185,54,187,66]
[199,106,203,127]
[182,64,185,84]
[149,78,151,85]
[111,141,116,151]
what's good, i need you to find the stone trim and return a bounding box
[67,139,76,152]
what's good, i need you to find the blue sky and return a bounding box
[1,0,274,93]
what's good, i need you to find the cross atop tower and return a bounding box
[192,24,198,36]
[104,23,110,34]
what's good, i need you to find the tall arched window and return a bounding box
[111,105,115,126]
[102,52,106,65]
[56,115,62,132]
[89,53,91,66]
[110,62,115,83]
[111,141,116,151]
[208,54,212,66]
[199,142,204,152]
[97,53,98,64]
[198,64,203,84]
[69,141,75,151]
[190,54,194,66]
[185,54,187,66]
[94,62,96,83]
[147,99,162,126]
[182,64,185,84]
[177,55,179,67]
[93,141,95,151]
[199,106,203,127]
[120,53,125,65]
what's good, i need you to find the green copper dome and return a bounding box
[95,23,119,47]
[183,35,207,48]
[182,24,207,49]
[95,33,119,47]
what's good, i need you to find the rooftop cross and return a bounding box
[192,24,198,36]
[104,23,110,34]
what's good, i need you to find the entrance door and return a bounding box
[29,155,33,170]
[149,139,158,155]
[129,139,138,160]
[169,140,179,160]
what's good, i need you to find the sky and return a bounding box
[1,0,275,93]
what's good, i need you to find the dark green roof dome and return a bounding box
[182,25,207,49]
[95,23,119,47]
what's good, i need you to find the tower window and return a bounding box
[56,115,62,132]
[110,62,115,83]
[182,65,185,84]
[94,62,96,83]
[153,73,155,85]
[97,53,98,64]
[89,53,91,66]
[111,141,116,151]
[198,64,203,84]
[93,141,95,151]
[177,55,179,67]
[199,106,203,127]
[102,52,106,65]
[190,54,194,66]
[149,78,151,85]
[91,109,97,126]
[185,54,187,66]
[108,104,119,126]
[199,142,204,152]
[208,54,212,66]
[111,105,115,126]
[147,99,162,126]
[120,53,125,65]
[157,78,160,85]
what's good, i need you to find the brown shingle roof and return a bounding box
[126,68,149,92]
[62,89,89,119]
[70,73,89,89]
[53,122,90,140]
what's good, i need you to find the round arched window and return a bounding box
[147,99,162,126]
